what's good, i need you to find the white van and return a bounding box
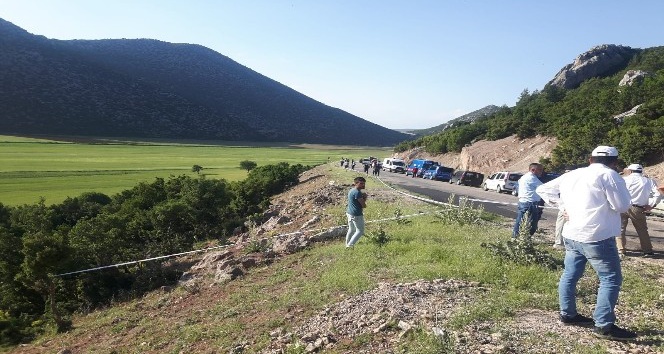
[382,158,406,173]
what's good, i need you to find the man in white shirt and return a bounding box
[512,163,544,238]
[536,145,636,341]
[617,163,661,257]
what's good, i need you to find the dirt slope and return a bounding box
[394,134,664,182]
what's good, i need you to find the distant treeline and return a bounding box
[0,162,308,346]
[395,47,664,170]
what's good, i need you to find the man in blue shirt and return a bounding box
[512,163,544,238]
[346,176,367,247]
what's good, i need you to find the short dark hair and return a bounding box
[590,156,618,166]
[529,163,542,170]
[354,177,366,183]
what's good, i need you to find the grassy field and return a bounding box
[0,135,392,206]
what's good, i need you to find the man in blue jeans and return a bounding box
[536,145,636,341]
[345,176,367,248]
[512,163,544,238]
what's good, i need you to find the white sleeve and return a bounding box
[605,172,631,213]
[536,177,561,207]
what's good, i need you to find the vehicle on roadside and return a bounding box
[422,165,454,181]
[483,171,523,193]
[449,170,484,187]
[406,159,437,177]
[512,172,561,196]
[382,158,406,173]
[359,156,377,165]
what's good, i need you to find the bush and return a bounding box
[0,163,309,344]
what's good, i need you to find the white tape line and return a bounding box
[54,184,436,278]
[55,246,228,277]
[61,165,536,278]
[374,174,458,208]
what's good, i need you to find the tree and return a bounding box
[191,165,203,174]
[239,160,257,172]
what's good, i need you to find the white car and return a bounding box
[382,158,406,173]
[483,171,523,193]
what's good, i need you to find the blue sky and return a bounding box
[2,1,663,129]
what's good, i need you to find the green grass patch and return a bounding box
[0,136,391,205]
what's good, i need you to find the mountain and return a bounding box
[0,18,408,146]
[410,105,502,136]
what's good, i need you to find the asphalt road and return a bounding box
[374,170,663,256]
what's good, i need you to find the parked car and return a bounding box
[449,170,484,187]
[359,156,377,165]
[483,171,523,193]
[512,172,562,196]
[422,165,454,181]
[541,172,561,183]
[382,158,406,173]
[406,159,437,177]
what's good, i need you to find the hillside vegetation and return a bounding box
[0,163,309,347]
[396,46,664,171]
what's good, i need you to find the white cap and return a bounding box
[627,163,643,172]
[591,145,618,157]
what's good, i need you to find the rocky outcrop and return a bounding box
[619,69,654,86]
[547,44,640,89]
[612,104,642,123]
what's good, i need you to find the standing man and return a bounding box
[512,163,544,238]
[373,161,381,176]
[345,176,367,248]
[536,146,636,341]
[617,163,660,258]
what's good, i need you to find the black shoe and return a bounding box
[593,324,637,341]
[559,314,594,326]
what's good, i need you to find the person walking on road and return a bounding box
[616,163,661,258]
[345,177,367,248]
[512,163,544,238]
[536,145,637,341]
